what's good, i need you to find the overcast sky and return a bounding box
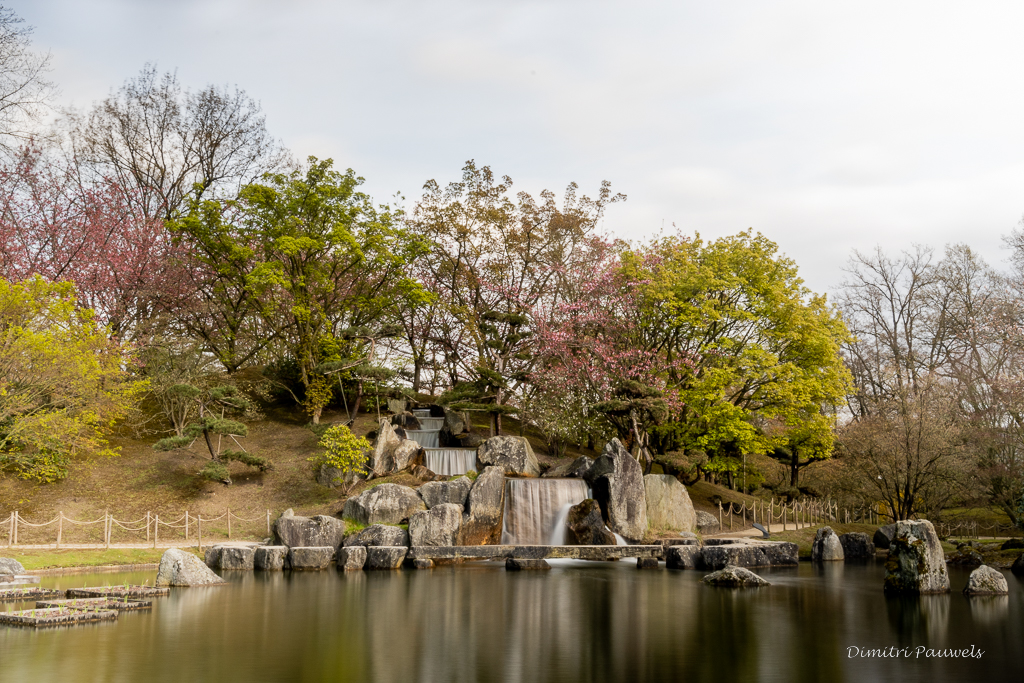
[14,0,1024,294]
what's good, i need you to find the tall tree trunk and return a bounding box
[790,449,800,487]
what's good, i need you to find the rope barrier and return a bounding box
[1,508,283,547]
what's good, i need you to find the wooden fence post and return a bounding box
[185,511,189,541]
[782,506,787,531]
[198,515,203,551]
[57,512,63,549]
[153,514,158,549]
[718,503,723,529]
[104,511,110,549]
[266,509,271,536]
[227,508,232,539]
[9,511,16,547]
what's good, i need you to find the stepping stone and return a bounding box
[36,597,152,612]
[67,585,169,599]
[505,558,550,570]
[0,607,117,627]
[0,588,64,603]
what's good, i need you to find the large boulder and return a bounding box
[391,439,424,471]
[666,545,701,569]
[365,546,407,570]
[1012,553,1024,576]
[460,466,506,545]
[343,524,409,548]
[838,533,876,559]
[873,524,897,550]
[316,463,362,489]
[156,548,225,587]
[702,565,770,587]
[811,527,845,562]
[695,510,720,534]
[342,484,426,525]
[214,545,256,571]
[477,436,541,477]
[699,539,799,569]
[583,439,648,542]
[963,565,1009,596]
[565,499,616,545]
[644,474,696,533]
[409,504,463,546]
[883,520,949,594]
[947,543,984,568]
[369,419,402,476]
[273,513,347,550]
[418,477,472,509]
[543,456,594,479]
[0,557,25,575]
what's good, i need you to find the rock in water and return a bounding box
[666,545,701,570]
[565,499,616,545]
[289,547,334,570]
[873,524,897,550]
[699,539,799,569]
[1011,553,1024,576]
[695,510,720,534]
[343,524,409,548]
[702,565,770,587]
[643,474,696,533]
[883,520,949,594]
[460,466,506,545]
[336,546,367,571]
[838,533,875,559]
[156,548,226,587]
[963,565,1009,595]
[418,477,473,509]
[506,558,550,570]
[255,546,288,571]
[342,484,426,525]
[947,543,983,568]
[477,436,541,477]
[274,514,347,550]
[409,504,463,546]
[583,439,648,542]
[811,527,845,562]
[365,546,406,570]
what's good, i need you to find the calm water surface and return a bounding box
[0,560,1020,682]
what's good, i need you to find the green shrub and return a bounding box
[310,424,370,492]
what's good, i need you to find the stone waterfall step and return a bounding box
[416,417,444,431]
[412,409,432,418]
[406,545,665,561]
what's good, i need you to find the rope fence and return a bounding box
[713,498,1023,539]
[2,508,277,550]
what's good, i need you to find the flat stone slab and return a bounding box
[67,586,170,599]
[0,587,64,603]
[365,546,407,570]
[0,607,118,627]
[406,545,665,561]
[37,597,152,612]
[699,540,798,569]
[336,546,367,571]
[0,574,40,586]
[666,546,701,570]
[255,546,288,571]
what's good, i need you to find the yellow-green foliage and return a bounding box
[0,276,147,482]
[309,424,370,485]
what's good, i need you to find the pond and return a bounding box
[1,560,1021,682]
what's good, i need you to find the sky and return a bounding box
[13,0,1024,294]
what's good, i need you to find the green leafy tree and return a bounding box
[625,231,852,470]
[0,276,146,482]
[153,384,269,484]
[172,157,427,422]
[309,424,370,493]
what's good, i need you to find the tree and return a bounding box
[309,424,370,494]
[408,160,623,435]
[172,157,427,421]
[152,384,269,484]
[0,7,54,151]
[0,145,186,341]
[626,231,852,472]
[66,64,287,220]
[0,276,146,482]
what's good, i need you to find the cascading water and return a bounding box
[416,417,444,431]
[501,479,591,545]
[424,448,478,476]
[406,429,440,448]
[411,409,432,418]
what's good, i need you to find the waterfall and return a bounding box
[406,429,440,448]
[501,479,591,545]
[416,417,444,431]
[424,448,478,476]
[411,409,432,418]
